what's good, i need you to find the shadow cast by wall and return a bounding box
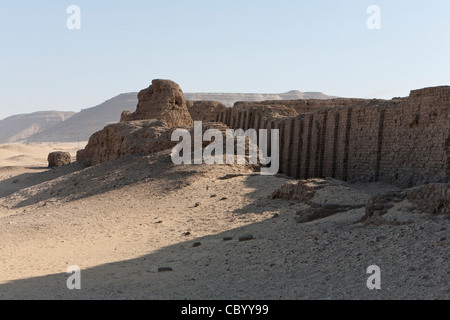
[2,208,445,300]
[0,216,331,300]
[230,173,293,216]
[6,152,203,209]
[0,163,84,198]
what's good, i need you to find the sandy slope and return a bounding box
[0,144,449,300]
[0,143,83,167]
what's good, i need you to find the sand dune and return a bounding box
[0,144,449,300]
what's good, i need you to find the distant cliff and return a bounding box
[0,111,75,143]
[27,93,138,143]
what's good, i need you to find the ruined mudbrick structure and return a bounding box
[216,86,450,187]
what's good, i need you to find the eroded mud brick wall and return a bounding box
[216,87,450,187]
[379,87,450,186]
[234,98,373,114]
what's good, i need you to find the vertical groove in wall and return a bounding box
[230,112,235,129]
[295,117,304,179]
[289,118,298,178]
[226,109,232,126]
[305,115,314,179]
[287,118,295,177]
[254,113,260,131]
[331,111,339,178]
[278,121,285,174]
[314,119,321,177]
[249,110,254,129]
[266,121,272,156]
[253,113,259,143]
[446,135,450,176]
[318,112,327,178]
[281,120,291,176]
[242,110,248,130]
[237,111,243,129]
[235,112,241,130]
[375,108,386,182]
[342,108,352,181]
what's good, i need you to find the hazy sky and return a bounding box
[1,0,449,120]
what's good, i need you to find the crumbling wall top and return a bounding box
[409,86,450,98]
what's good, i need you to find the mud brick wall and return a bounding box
[379,87,450,186]
[234,98,374,115]
[322,108,339,179]
[216,86,450,187]
[346,104,388,182]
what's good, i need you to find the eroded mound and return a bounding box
[186,100,227,122]
[2,149,255,210]
[272,178,449,224]
[120,79,193,128]
[48,151,72,168]
[362,183,450,225]
[77,120,181,166]
[272,178,375,222]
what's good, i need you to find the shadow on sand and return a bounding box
[0,171,306,300]
[0,164,84,198]
[1,152,205,209]
[0,216,311,300]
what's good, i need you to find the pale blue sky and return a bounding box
[1,0,449,120]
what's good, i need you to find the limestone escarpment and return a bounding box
[0,111,76,144]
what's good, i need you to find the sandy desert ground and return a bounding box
[0,143,449,300]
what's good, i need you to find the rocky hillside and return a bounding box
[0,111,75,143]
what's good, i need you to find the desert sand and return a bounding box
[0,143,449,300]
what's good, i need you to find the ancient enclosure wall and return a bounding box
[216,87,450,187]
[186,100,226,122]
[234,98,375,115]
